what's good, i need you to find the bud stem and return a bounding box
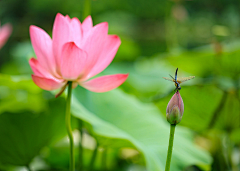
[165,124,176,171]
[66,81,75,171]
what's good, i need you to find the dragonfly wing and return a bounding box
[169,74,175,80]
[177,76,195,83]
[163,77,174,82]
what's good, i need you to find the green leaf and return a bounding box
[0,75,67,167]
[214,92,240,130]
[0,98,66,167]
[103,61,177,100]
[0,74,46,113]
[72,86,212,171]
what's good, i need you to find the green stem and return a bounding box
[66,81,75,171]
[83,0,91,20]
[78,119,83,170]
[165,1,179,52]
[89,141,99,171]
[165,124,176,171]
[26,165,31,171]
[208,91,227,129]
[102,148,107,170]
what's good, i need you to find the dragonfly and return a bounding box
[163,68,195,90]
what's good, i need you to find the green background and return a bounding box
[0,0,239,170]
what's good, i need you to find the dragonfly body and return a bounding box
[163,68,195,90]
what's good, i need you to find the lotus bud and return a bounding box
[166,90,184,124]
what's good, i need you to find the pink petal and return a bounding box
[60,42,87,80]
[30,26,57,76]
[65,15,71,22]
[0,23,12,49]
[80,74,128,92]
[86,35,121,78]
[52,13,71,71]
[80,22,109,79]
[82,16,93,36]
[69,17,82,48]
[32,75,65,91]
[29,58,53,78]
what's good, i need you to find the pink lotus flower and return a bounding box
[0,22,12,49]
[29,13,128,95]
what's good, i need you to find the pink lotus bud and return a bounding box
[0,22,12,49]
[166,91,184,124]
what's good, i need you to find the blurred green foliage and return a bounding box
[0,0,240,171]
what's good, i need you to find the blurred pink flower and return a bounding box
[0,22,12,49]
[166,90,184,124]
[29,13,128,95]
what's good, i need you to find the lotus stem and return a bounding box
[165,124,176,171]
[66,81,75,171]
[89,141,99,171]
